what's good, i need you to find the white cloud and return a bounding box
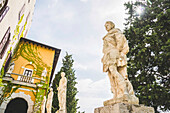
[89,0,127,30]
[48,0,59,8]
[77,77,112,113]
[74,61,88,70]
[80,0,88,2]
[78,97,103,113]
[52,9,75,22]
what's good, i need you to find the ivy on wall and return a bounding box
[0,67,4,87]
[0,14,25,86]
[32,83,49,113]
[12,36,52,112]
[0,82,19,106]
[0,13,52,112]
[0,14,30,106]
[13,15,24,41]
[12,42,51,77]
[33,88,45,113]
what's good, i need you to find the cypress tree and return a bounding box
[52,53,79,113]
[124,0,169,112]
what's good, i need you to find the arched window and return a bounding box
[0,0,8,11]
[0,0,9,23]
[0,27,10,59]
[23,68,33,77]
[19,64,34,83]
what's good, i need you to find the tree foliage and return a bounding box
[52,53,79,113]
[124,0,170,112]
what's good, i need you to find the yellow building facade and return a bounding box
[0,38,61,113]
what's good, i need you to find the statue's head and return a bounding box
[50,88,53,91]
[61,72,65,77]
[105,21,115,32]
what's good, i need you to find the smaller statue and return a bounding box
[41,96,46,113]
[57,72,67,113]
[46,88,54,113]
[41,68,47,79]
[6,61,15,76]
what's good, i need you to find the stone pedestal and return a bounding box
[94,103,154,113]
[56,109,66,113]
[103,94,139,106]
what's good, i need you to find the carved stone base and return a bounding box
[103,94,139,106]
[94,103,154,113]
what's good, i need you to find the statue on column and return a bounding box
[5,61,15,76]
[101,21,139,105]
[41,96,46,113]
[46,88,54,113]
[56,72,67,113]
[41,68,47,80]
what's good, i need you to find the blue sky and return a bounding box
[28,0,127,112]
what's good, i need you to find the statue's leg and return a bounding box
[126,79,134,95]
[59,96,62,110]
[117,65,128,79]
[61,97,64,110]
[108,70,116,97]
[118,66,134,95]
[109,65,127,98]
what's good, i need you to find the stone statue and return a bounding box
[46,88,54,113]
[6,61,15,76]
[41,96,46,113]
[41,68,47,79]
[102,21,139,105]
[57,72,67,113]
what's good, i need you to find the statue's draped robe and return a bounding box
[102,28,129,72]
[58,76,67,111]
[41,96,46,113]
[46,89,54,113]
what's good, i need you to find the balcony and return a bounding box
[3,73,45,88]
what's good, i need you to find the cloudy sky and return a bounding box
[28,0,128,112]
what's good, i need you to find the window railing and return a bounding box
[18,74,33,83]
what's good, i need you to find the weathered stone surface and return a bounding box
[103,94,139,106]
[94,103,154,113]
[46,88,54,113]
[101,21,139,105]
[57,72,67,113]
[56,109,66,113]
